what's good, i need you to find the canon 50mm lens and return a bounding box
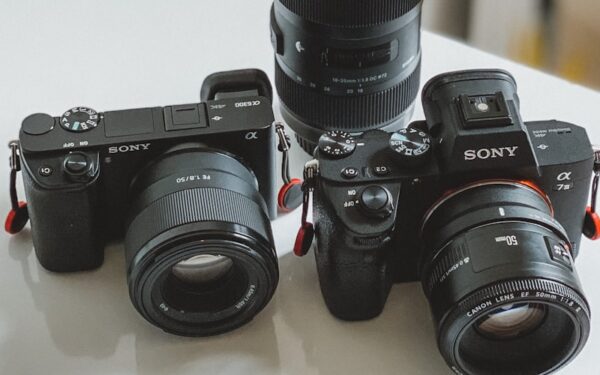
[271,0,423,153]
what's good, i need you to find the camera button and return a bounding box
[38,165,54,177]
[359,186,393,218]
[341,167,360,179]
[545,237,573,269]
[22,113,54,135]
[373,166,391,176]
[64,153,89,174]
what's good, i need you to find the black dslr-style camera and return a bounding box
[12,69,280,336]
[302,70,599,375]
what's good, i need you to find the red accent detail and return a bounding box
[5,201,27,234]
[294,223,312,257]
[586,207,600,241]
[278,178,302,211]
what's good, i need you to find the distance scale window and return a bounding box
[321,40,399,69]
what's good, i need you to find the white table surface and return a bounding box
[1,1,599,374]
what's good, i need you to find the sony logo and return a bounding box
[108,143,151,154]
[464,146,519,161]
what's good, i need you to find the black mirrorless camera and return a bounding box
[12,69,280,336]
[303,70,598,375]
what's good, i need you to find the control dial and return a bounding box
[389,128,432,167]
[318,131,357,158]
[358,186,394,219]
[60,107,100,133]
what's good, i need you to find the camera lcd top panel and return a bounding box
[19,96,274,154]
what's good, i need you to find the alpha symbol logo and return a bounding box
[245,132,259,140]
[464,146,519,161]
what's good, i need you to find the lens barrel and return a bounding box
[272,0,423,152]
[421,181,590,375]
[125,146,278,336]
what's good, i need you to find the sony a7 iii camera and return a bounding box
[299,70,599,374]
[9,69,280,336]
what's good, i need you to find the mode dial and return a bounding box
[318,131,357,158]
[60,107,100,133]
[359,185,394,219]
[389,128,432,167]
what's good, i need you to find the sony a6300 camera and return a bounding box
[302,70,599,374]
[13,69,280,336]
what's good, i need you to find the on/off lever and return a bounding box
[584,146,600,240]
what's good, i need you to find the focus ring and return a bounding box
[275,59,421,131]
[278,0,421,28]
[125,188,271,255]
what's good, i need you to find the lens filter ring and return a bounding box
[439,278,590,375]
[128,227,277,336]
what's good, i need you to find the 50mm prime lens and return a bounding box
[271,0,423,153]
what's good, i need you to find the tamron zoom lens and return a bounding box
[271,0,423,152]
[421,181,590,375]
[125,145,278,336]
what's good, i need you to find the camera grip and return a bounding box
[313,199,393,321]
[22,168,103,272]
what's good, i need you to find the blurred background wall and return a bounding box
[422,0,600,90]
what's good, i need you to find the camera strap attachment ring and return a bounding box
[5,140,29,234]
[293,159,318,257]
[275,122,303,212]
[584,146,600,240]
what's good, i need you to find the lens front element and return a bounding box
[476,303,547,340]
[172,255,234,286]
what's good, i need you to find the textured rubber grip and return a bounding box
[275,59,421,131]
[279,0,422,28]
[125,188,271,256]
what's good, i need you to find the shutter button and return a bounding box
[64,153,89,175]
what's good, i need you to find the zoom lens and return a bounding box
[125,146,278,336]
[421,181,590,375]
[271,0,423,152]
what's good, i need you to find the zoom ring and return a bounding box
[275,60,421,131]
[125,188,271,254]
[279,0,421,27]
